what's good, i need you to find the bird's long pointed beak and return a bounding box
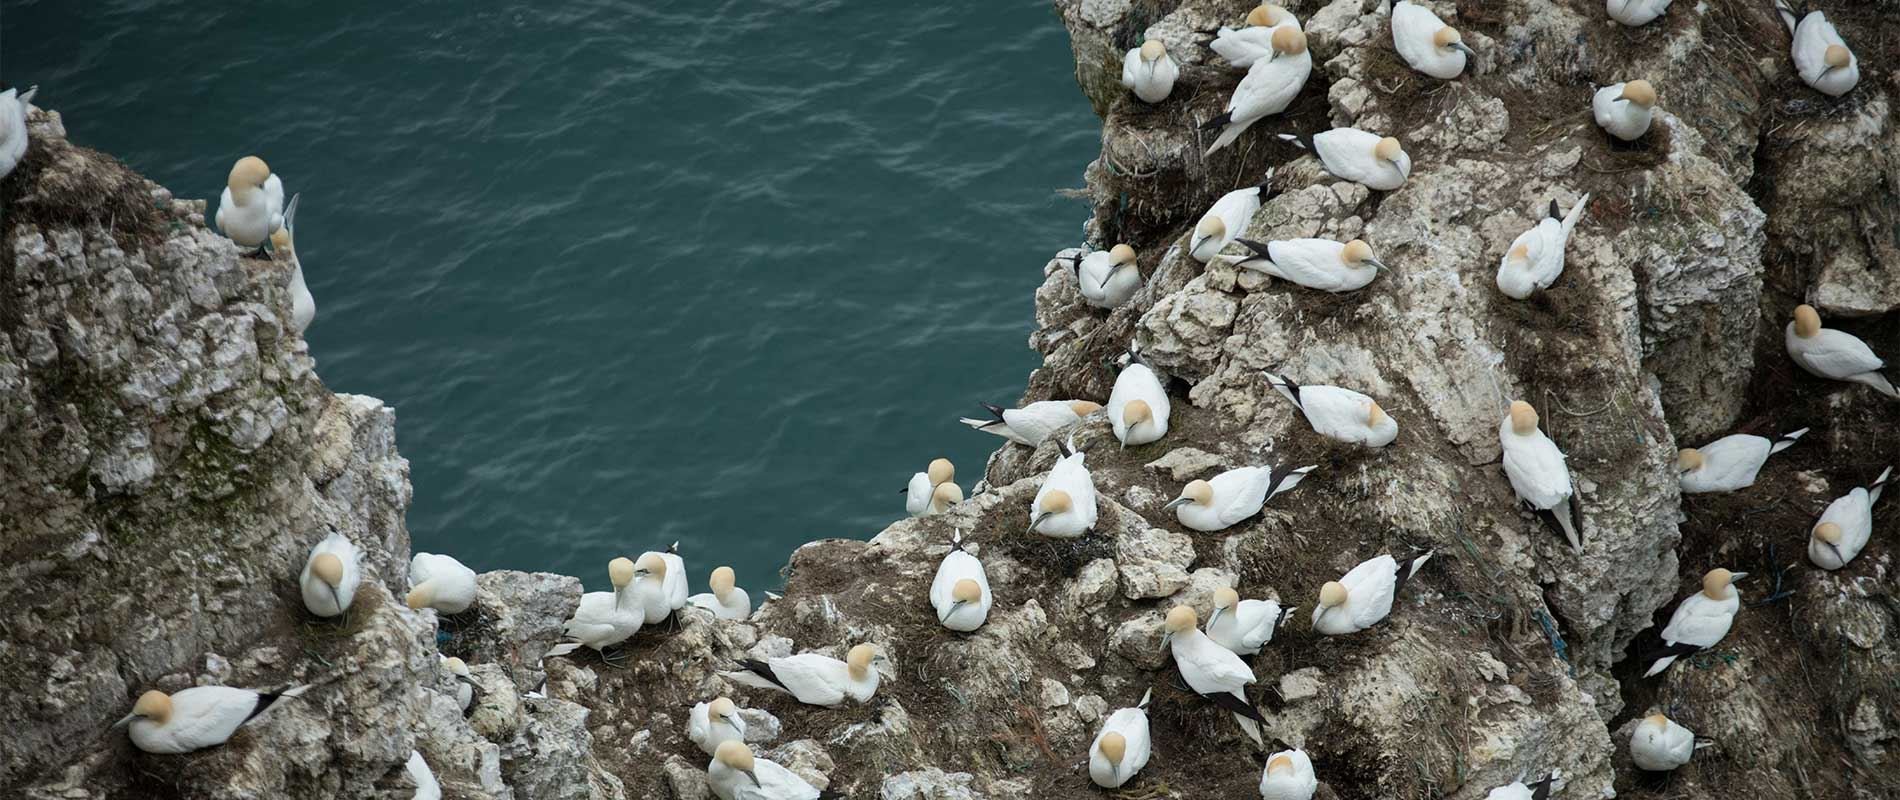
[1163,497,1193,512]
[1207,607,1225,629]
[940,600,966,623]
[745,768,760,787]
[1158,632,1173,653]
[1827,542,1843,563]
[1452,42,1476,58]
[1031,511,1052,530]
[112,713,137,729]
[1366,258,1389,272]
[329,585,344,614]
[1729,572,1749,583]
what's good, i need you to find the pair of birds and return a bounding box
[545,547,707,658]
[1613,0,1859,97]
[295,533,481,618]
[1083,688,1327,800]
[214,155,317,333]
[689,699,843,799]
[1022,359,1171,537]
[903,457,963,516]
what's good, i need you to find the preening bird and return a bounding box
[407,552,479,614]
[545,557,642,658]
[1392,2,1475,80]
[1191,179,1272,262]
[904,458,963,517]
[1224,237,1388,293]
[1071,244,1141,309]
[1211,5,1304,69]
[1258,747,1318,800]
[1640,568,1745,677]
[1109,360,1171,447]
[1164,464,1314,533]
[215,155,287,252]
[1592,80,1656,141]
[724,643,882,706]
[1778,2,1858,96]
[1808,466,1889,570]
[1206,586,1294,656]
[1121,41,1179,104]
[960,399,1101,446]
[0,85,38,181]
[1203,27,1311,155]
[1607,0,1671,26]
[299,531,361,619]
[1031,434,1098,538]
[1499,401,1583,552]
[1677,427,1807,494]
[689,565,753,620]
[707,740,834,800]
[1262,372,1397,447]
[113,684,310,754]
[1497,195,1590,300]
[631,549,689,625]
[1088,689,1153,788]
[1311,552,1433,635]
[1629,713,1702,771]
[1279,129,1410,190]
[930,530,991,631]
[1162,605,1266,747]
[269,193,317,334]
[1785,304,1896,398]
[689,697,748,757]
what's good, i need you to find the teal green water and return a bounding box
[3,1,1097,590]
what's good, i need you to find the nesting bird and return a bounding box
[440,655,477,712]
[689,697,747,757]
[1211,4,1303,69]
[1392,2,1474,80]
[1785,304,1897,398]
[215,155,287,252]
[299,531,361,619]
[632,548,690,625]
[1499,401,1583,552]
[1121,41,1179,104]
[1191,179,1272,262]
[1677,427,1808,494]
[1808,466,1889,570]
[1279,129,1410,190]
[546,557,643,658]
[725,643,882,706]
[904,457,963,517]
[1225,237,1388,293]
[1030,434,1098,538]
[1591,80,1656,141]
[708,740,831,800]
[930,530,991,631]
[1162,606,1265,747]
[1164,464,1314,533]
[1496,195,1590,300]
[1484,771,1561,800]
[1640,568,1746,677]
[1071,244,1141,309]
[1088,689,1153,788]
[1203,27,1311,155]
[1262,372,1397,447]
[114,684,310,754]
[1311,552,1433,635]
[1207,586,1294,656]
[690,566,753,620]
[271,193,317,334]
[1778,2,1858,96]
[0,85,37,181]
[960,399,1101,446]
[1258,748,1318,800]
[407,552,479,614]
[1607,0,1672,26]
[1109,359,1171,447]
[406,750,443,800]
[1629,713,1702,771]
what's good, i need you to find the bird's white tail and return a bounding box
[545,642,583,659]
[722,669,786,693]
[18,86,38,105]
[1234,713,1264,747]
[1406,550,1435,578]
[1642,654,1678,678]
[1869,466,1892,507]
[1773,0,1799,35]
[1206,119,1251,156]
[1852,370,1899,399]
[1768,427,1810,455]
[280,684,313,700]
[958,417,1009,437]
[1270,465,1317,499]
[1560,193,1590,237]
[1138,688,1153,709]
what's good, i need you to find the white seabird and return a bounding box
[1072,243,1142,309]
[1031,434,1099,538]
[1279,129,1410,190]
[1162,605,1265,747]
[724,643,882,707]
[631,549,690,625]
[1224,237,1388,293]
[930,530,992,632]
[1164,464,1314,533]
[215,155,286,252]
[1211,5,1303,68]
[1677,427,1808,494]
[1392,2,1475,80]
[440,655,476,712]
[270,193,316,334]
[407,552,479,614]
[690,565,753,620]
[1262,372,1397,447]
[1641,568,1746,677]
[113,684,310,754]
[1088,689,1153,789]
[1109,359,1171,447]
[1608,0,1671,26]
[1259,748,1318,800]
[406,750,443,800]
[1207,586,1294,656]
[299,531,361,619]
[708,740,828,800]
[688,697,748,757]
[1630,713,1704,771]
[1778,2,1858,96]
[1122,41,1179,104]
[1785,304,1897,398]
[1484,771,1561,800]
[1591,80,1656,141]
[546,557,642,658]
[1499,401,1583,552]
[1311,551,1433,635]
[0,85,37,181]
[1809,466,1889,570]
[1497,194,1590,300]
[1190,178,1272,262]
[1203,28,1312,155]
[904,457,962,517]
[960,399,1101,447]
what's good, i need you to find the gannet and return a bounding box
[406,750,442,800]
[1207,587,1294,656]
[1211,5,1303,68]
[0,85,37,181]
[1031,434,1098,538]
[271,193,316,334]
[1630,713,1702,771]
[1311,551,1433,635]
[1484,771,1561,800]
[632,549,690,625]
[690,566,753,620]
[1258,748,1318,800]
[1640,568,1746,677]
[1164,464,1314,532]
[1110,360,1171,447]
[689,697,748,757]
[545,557,642,658]
[708,740,831,800]
[1499,401,1583,552]
[1785,305,1897,398]
[1278,129,1410,190]
[113,684,310,754]
[1088,689,1153,788]
[960,400,1101,446]
[1392,2,1475,80]
[1224,237,1387,292]
[299,531,361,619]
[1162,606,1265,747]
[1778,2,1858,96]
[725,643,882,706]
[1809,466,1889,570]
[440,655,477,712]
[407,552,479,614]
[1678,427,1808,494]
[1608,0,1671,26]
[215,155,287,253]
[1496,195,1590,300]
[930,530,991,631]
[1190,178,1272,262]
[904,458,962,516]
[1122,41,1179,104]
[1261,372,1397,447]
[1591,80,1656,141]
[1073,244,1142,309]
[1203,28,1312,155]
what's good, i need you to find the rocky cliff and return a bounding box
[3,1,1899,798]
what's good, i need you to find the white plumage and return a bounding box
[547,559,642,657]
[215,157,286,249]
[1392,2,1473,80]
[1121,42,1179,104]
[1108,362,1171,447]
[1808,467,1888,570]
[1224,237,1385,293]
[272,193,316,334]
[1591,81,1655,141]
[440,656,475,711]
[1262,372,1397,447]
[1165,465,1313,533]
[631,548,690,625]
[723,646,881,707]
[1497,194,1590,300]
[1074,245,1142,309]
[299,531,361,618]
[1030,442,1098,538]
[1207,588,1292,656]
[1642,569,1744,677]
[1088,690,1153,788]
[689,566,753,621]
[688,699,748,757]
[115,684,310,754]
[0,86,37,181]
[1190,183,1267,262]
[1678,428,1807,494]
[1311,552,1431,635]
[1781,5,1858,96]
[1284,128,1410,190]
[1499,402,1582,552]
[1163,607,1263,746]
[1607,0,1671,26]
[1205,30,1311,155]
[930,532,992,631]
[1785,305,1897,398]
[1629,714,1698,771]
[707,745,825,800]
[408,552,479,614]
[960,399,1099,447]
[406,750,443,800]
[1258,748,1318,800]
[1211,5,1303,68]
[1483,771,1561,800]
